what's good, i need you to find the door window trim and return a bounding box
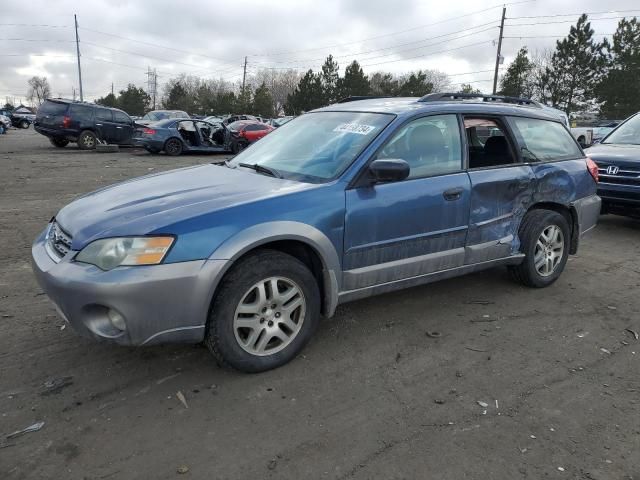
[350,112,465,188]
[504,116,586,164]
[461,114,524,171]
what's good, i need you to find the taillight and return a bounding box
[142,128,156,135]
[62,116,71,128]
[586,157,599,183]
[238,129,246,138]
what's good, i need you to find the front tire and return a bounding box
[509,210,570,288]
[19,120,29,129]
[205,249,321,373]
[164,138,183,156]
[77,130,97,150]
[49,137,69,148]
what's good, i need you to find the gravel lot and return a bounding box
[1,128,639,479]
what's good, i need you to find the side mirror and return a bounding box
[369,159,410,183]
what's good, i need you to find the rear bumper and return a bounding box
[132,137,164,149]
[34,125,77,141]
[31,229,228,345]
[572,194,601,236]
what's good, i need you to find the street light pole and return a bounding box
[74,14,84,102]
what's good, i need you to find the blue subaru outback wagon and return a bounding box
[32,93,601,372]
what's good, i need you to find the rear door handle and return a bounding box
[95,123,103,126]
[116,126,122,129]
[443,187,464,201]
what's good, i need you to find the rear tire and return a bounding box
[19,120,29,129]
[205,249,321,373]
[77,130,97,150]
[164,138,183,156]
[49,137,69,148]
[508,209,570,288]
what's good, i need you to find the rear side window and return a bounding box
[508,117,582,161]
[95,109,112,122]
[69,104,93,122]
[113,111,130,123]
[38,101,67,116]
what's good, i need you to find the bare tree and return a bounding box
[27,76,51,106]
[248,69,300,115]
[529,49,554,104]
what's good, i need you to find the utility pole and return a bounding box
[492,6,506,95]
[242,56,248,95]
[153,69,157,110]
[74,14,84,102]
[111,82,114,96]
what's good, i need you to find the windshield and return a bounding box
[603,114,640,145]
[229,111,393,183]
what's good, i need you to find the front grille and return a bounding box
[598,167,640,187]
[47,221,73,259]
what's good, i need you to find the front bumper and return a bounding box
[31,229,227,345]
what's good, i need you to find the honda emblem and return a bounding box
[606,165,619,175]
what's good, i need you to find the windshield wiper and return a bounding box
[239,162,282,178]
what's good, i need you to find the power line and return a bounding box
[504,33,615,39]
[0,23,69,28]
[508,9,640,19]
[505,15,635,27]
[251,23,499,66]
[250,0,533,57]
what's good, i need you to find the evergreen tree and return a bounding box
[252,82,274,118]
[499,47,534,98]
[541,14,605,116]
[337,60,370,99]
[117,84,149,116]
[320,55,340,104]
[597,17,640,118]
[285,69,324,114]
[395,71,434,96]
[163,82,191,112]
[95,93,118,108]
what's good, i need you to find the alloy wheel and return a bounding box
[534,225,564,277]
[233,276,306,356]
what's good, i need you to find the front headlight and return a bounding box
[75,237,174,271]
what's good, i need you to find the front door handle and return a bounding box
[443,187,464,201]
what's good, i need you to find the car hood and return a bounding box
[585,143,640,167]
[56,164,314,249]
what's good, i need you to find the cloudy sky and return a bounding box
[2,0,638,105]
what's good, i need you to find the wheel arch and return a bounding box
[526,202,579,254]
[208,222,341,318]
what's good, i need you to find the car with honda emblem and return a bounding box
[585,112,640,218]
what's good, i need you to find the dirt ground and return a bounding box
[0,128,639,480]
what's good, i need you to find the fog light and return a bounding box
[107,309,126,331]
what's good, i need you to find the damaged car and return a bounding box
[134,118,228,155]
[32,93,601,373]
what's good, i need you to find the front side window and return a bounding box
[113,111,131,123]
[508,116,583,161]
[376,114,462,179]
[230,111,393,183]
[602,114,640,145]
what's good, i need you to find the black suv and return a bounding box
[34,99,135,149]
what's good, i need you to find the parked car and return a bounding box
[222,114,257,125]
[571,126,593,147]
[225,120,274,153]
[32,94,600,372]
[203,115,223,124]
[269,116,294,128]
[133,118,228,156]
[137,110,190,126]
[0,114,11,134]
[0,109,33,129]
[585,112,640,218]
[592,120,622,144]
[34,99,136,149]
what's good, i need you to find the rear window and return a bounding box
[508,117,582,161]
[37,101,67,116]
[69,104,93,122]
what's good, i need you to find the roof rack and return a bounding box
[337,95,396,103]
[419,92,540,107]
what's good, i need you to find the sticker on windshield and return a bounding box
[333,123,376,135]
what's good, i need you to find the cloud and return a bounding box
[0,0,636,104]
